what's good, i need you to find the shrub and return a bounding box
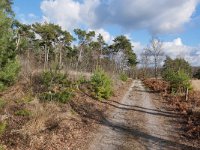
[0,60,20,91]
[0,145,4,150]
[15,109,32,116]
[77,74,87,84]
[119,72,128,82]
[162,57,192,78]
[0,2,20,92]
[164,70,191,93]
[0,121,7,136]
[41,71,70,87]
[21,94,33,103]
[91,68,112,100]
[40,71,73,103]
[0,98,5,109]
[41,90,73,103]
[162,57,192,93]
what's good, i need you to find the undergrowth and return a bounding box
[0,121,7,136]
[144,78,200,139]
[0,99,6,109]
[40,71,73,103]
[91,68,113,100]
[119,72,128,82]
[15,109,32,116]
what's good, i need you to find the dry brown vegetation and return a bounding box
[143,79,200,141]
[0,73,132,150]
[192,80,200,91]
[142,78,169,93]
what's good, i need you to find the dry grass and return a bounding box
[0,71,133,150]
[192,80,200,91]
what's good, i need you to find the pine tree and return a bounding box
[0,0,20,91]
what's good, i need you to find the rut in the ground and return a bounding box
[88,80,199,150]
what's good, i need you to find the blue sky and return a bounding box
[13,0,200,66]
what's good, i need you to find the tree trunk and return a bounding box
[185,88,189,101]
[59,44,62,70]
[15,34,21,51]
[76,45,83,72]
[59,49,62,68]
[154,57,158,79]
[44,44,47,71]
[47,47,49,70]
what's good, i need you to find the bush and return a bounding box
[77,74,87,84]
[41,71,70,87]
[0,60,20,91]
[91,68,112,100]
[41,90,73,103]
[40,71,73,103]
[0,98,5,109]
[0,1,20,92]
[0,121,7,136]
[164,70,191,93]
[119,72,128,82]
[162,57,192,94]
[0,145,4,150]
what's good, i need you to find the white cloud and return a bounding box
[40,0,200,33]
[41,0,100,30]
[93,28,114,44]
[32,0,200,66]
[131,37,200,66]
[92,0,200,33]
[18,13,40,24]
[163,38,200,66]
[132,41,144,56]
[41,0,81,29]
[163,38,192,58]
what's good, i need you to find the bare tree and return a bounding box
[140,49,150,78]
[145,37,164,78]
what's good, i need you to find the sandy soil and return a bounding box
[87,80,200,150]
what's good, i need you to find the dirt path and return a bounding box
[87,80,199,150]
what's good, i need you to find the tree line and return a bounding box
[0,0,139,91]
[1,0,197,95]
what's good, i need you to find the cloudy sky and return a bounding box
[13,0,200,66]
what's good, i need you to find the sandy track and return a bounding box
[87,80,199,150]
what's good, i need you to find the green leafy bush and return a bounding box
[40,71,73,103]
[162,57,192,93]
[163,69,191,93]
[119,72,128,82]
[0,60,20,91]
[91,68,112,100]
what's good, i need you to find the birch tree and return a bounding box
[145,37,164,78]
